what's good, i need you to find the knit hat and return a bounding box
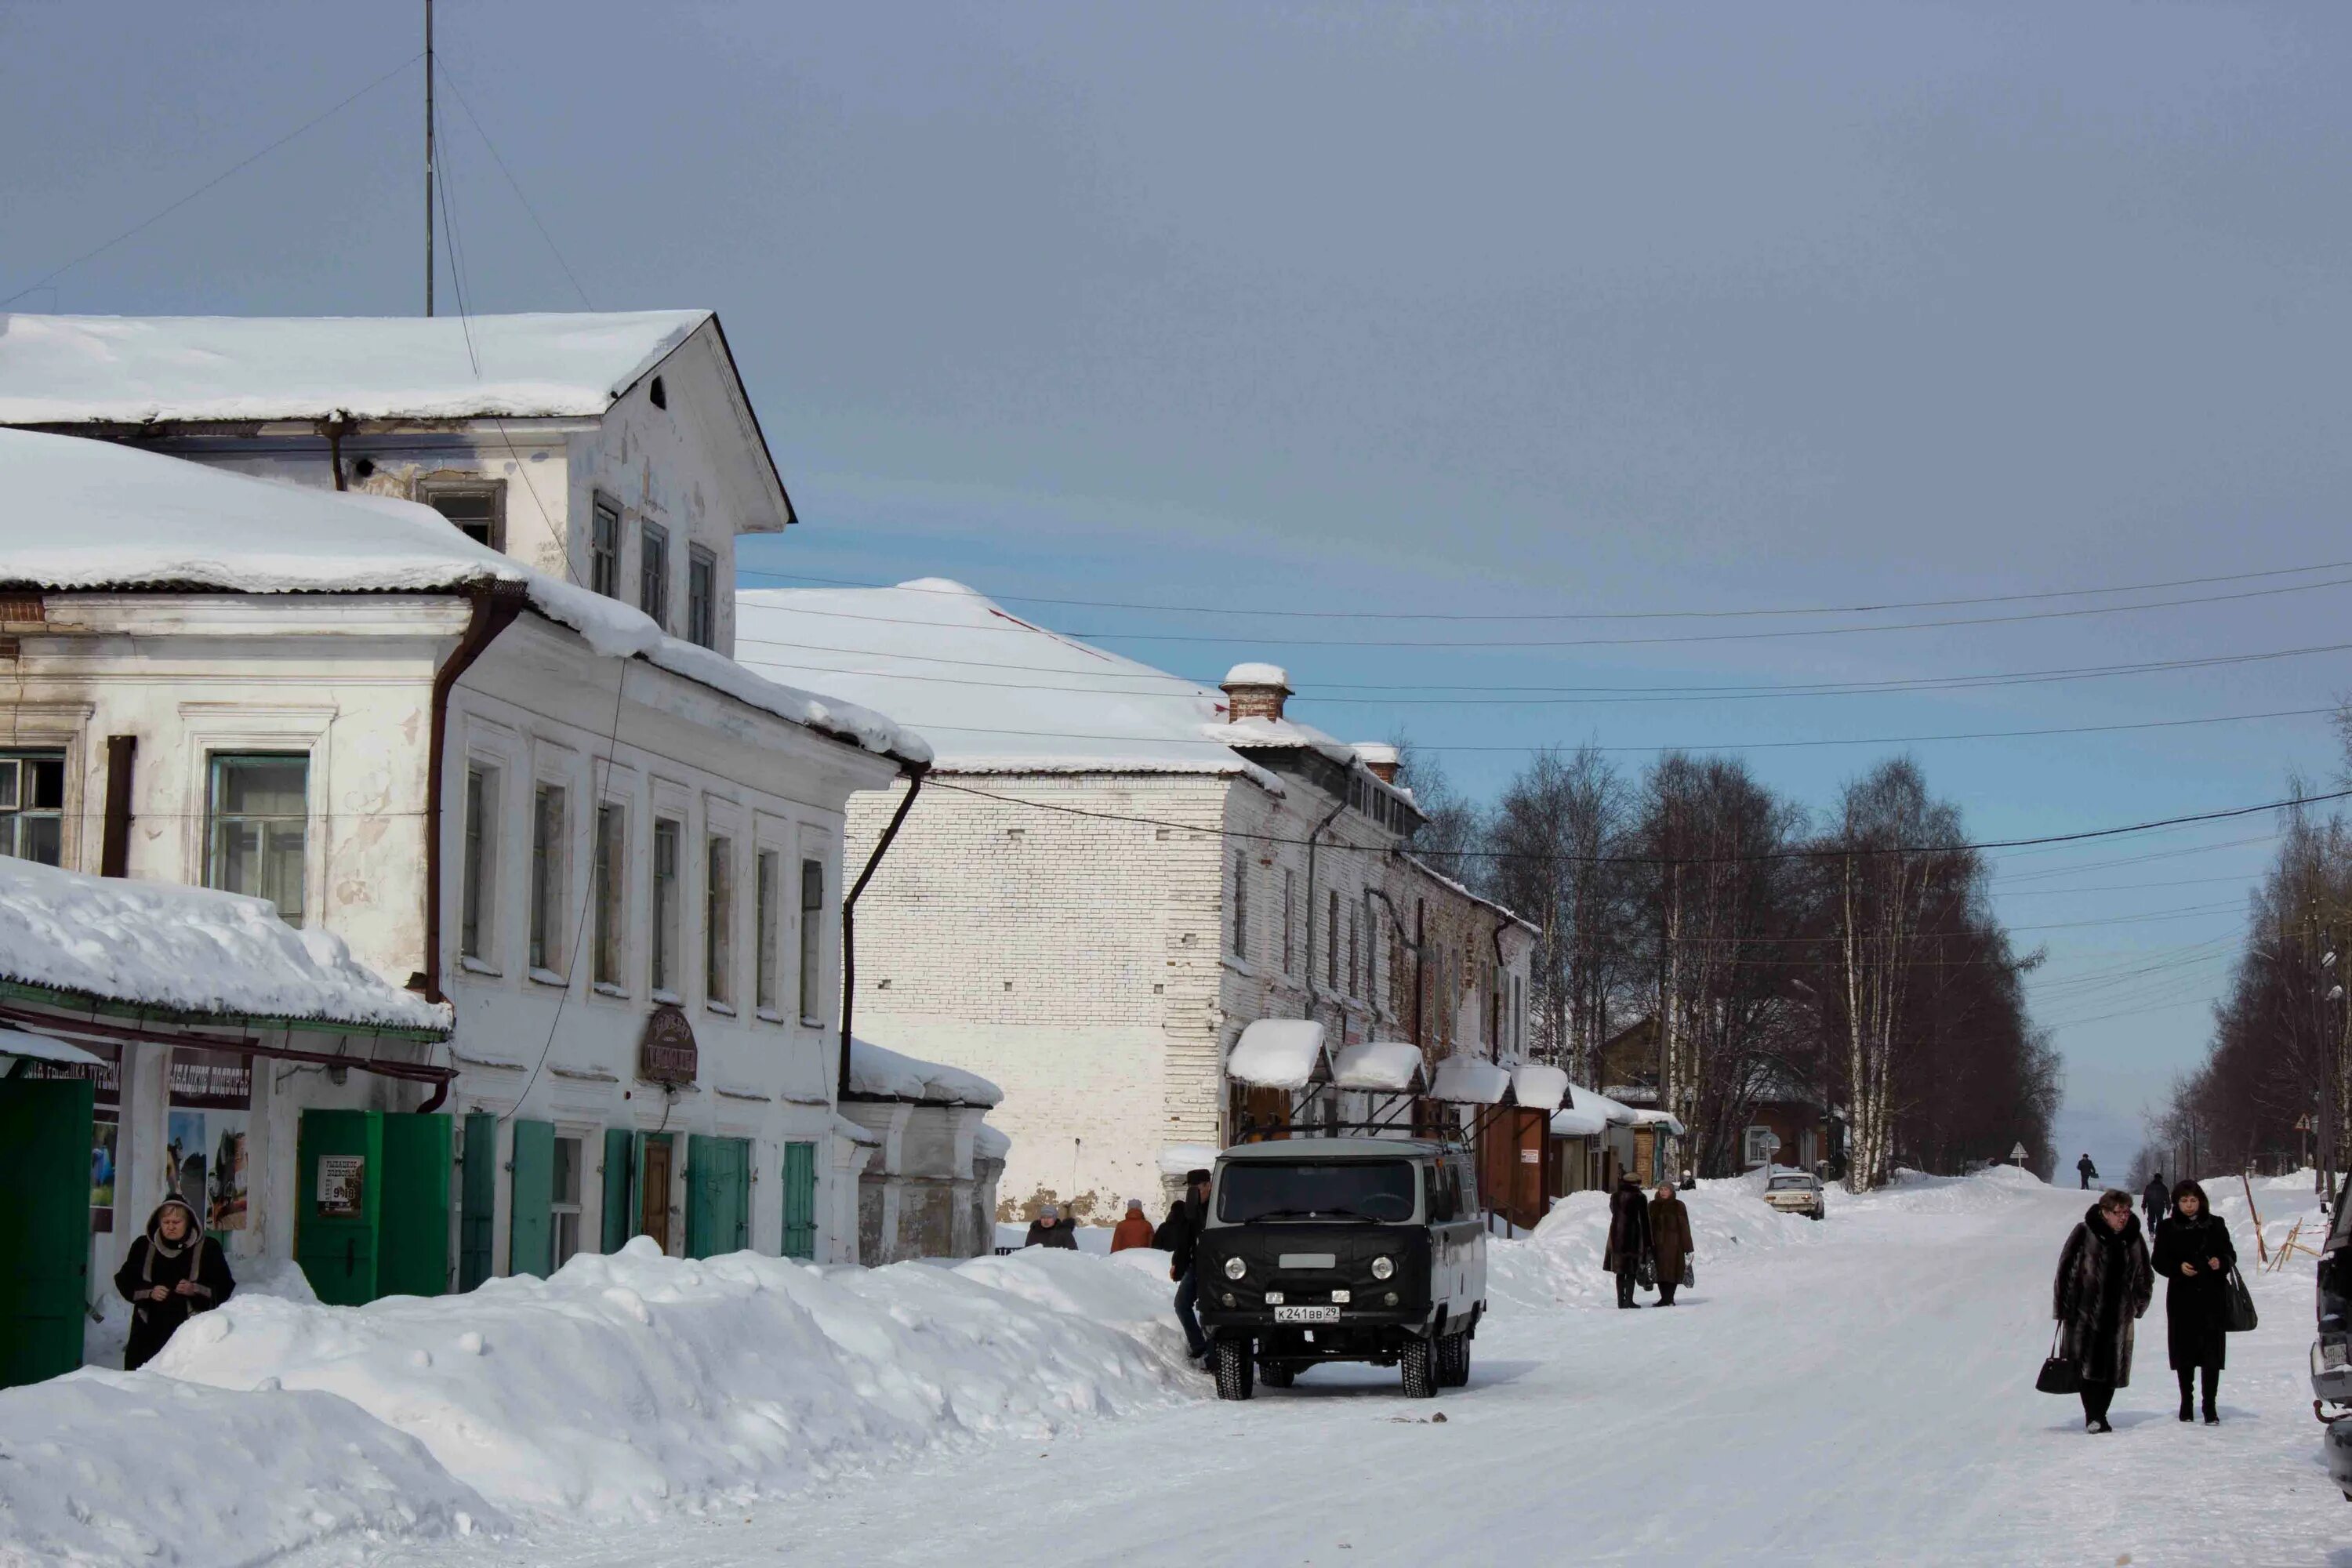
[1126,1197,1145,1211]
[1038,1203,1061,1220]
[1185,1167,1212,1185]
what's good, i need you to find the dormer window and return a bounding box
[418,477,506,551]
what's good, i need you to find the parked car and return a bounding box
[1762,1169,1826,1221]
[1191,1135,1487,1401]
[2312,1178,2352,1498]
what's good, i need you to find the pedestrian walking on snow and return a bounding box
[1648,1183,1693,1306]
[2052,1189,2154,1433]
[1024,1203,1080,1249]
[1604,1172,1652,1309]
[2076,1153,2099,1191]
[2150,1179,2236,1425]
[114,1196,234,1372]
[1160,1168,1213,1359]
[2142,1171,2170,1231]
[1110,1198,1156,1253]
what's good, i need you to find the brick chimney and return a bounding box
[1220,662,1292,722]
[1353,742,1400,783]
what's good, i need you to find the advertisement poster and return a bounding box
[90,1115,116,1234]
[317,1154,365,1216]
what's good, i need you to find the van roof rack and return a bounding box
[1232,1116,1473,1148]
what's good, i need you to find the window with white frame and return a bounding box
[1281,869,1296,975]
[651,816,682,997]
[1744,1126,1776,1168]
[461,764,498,963]
[798,856,823,1025]
[0,750,65,865]
[1326,890,1339,989]
[418,477,505,551]
[593,801,626,989]
[206,753,307,924]
[1231,851,1248,960]
[687,546,717,649]
[640,521,671,630]
[590,496,621,599]
[551,1134,584,1268]
[1347,902,1360,997]
[529,783,567,975]
[705,834,734,1008]
[755,850,781,1014]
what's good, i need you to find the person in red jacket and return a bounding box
[1110,1198,1156,1252]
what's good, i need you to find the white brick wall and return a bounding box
[844,768,1534,1217]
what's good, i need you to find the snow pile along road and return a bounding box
[0,1241,1196,1566]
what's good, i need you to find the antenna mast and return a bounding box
[424,0,435,316]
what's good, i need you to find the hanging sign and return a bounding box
[638,1004,699,1087]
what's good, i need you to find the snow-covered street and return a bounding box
[200,1170,2346,1568]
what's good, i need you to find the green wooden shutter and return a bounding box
[0,1076,94,1388]
[780,1141,818,1260]
[379,1113,452,1298]
[295,1109,383,1305]
[459,1112,496,1291]
[601,1127,633,1253]
[508,1119,556,1279]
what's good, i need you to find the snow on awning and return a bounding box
[1427,1054,1512,1105]
[0,855,448,1035]
[1511,1064,1570,1113]
[1553,1085,1639,1135]
[1332,1040,1425,1094]
[0,1029,105,1067]
[846,1036,1003,1107]
[974,1124,1011,1162]
[1226,1019,1328,1090]
[1629,1109,1689,1136]
[1158,1143,1218,1178]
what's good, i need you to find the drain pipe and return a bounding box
[421,583,528,1004]
[1299,797,1348,1020]
[839,764,928,1100]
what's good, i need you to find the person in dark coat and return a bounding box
[2052,1189,2154,1432]
[2150,1178,2237,1424]
[1648,1183,1693,1306]
[114,1196,234,1372]
[1604,1173,1653,1309]
[1160,1168,1212,1359]
[2142,1171,2170,1231]
[2076,1153,2099,1191]
[1023,1203,1080,1249]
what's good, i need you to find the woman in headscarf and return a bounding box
[113,1196,234,1371]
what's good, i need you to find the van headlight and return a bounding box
[1224,1256,1246,1280]
[1370,1256,1395,1280]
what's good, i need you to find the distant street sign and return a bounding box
[2009,1142,2030,1164]
[2296,1115,2314,1132]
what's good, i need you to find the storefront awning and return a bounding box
[1427,1054,1512,1105]
[1511,1064,1570,1113]
[1331,1040,1425,1094]
[1226,1019,1329,1090]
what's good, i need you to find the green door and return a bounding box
[685,1135,750,1259]
[379,1113,452,1298]
[509,1120,555,1278]
[0,1076,94,1387]
[780,1141,818,1261]
[601,1128,633,1253]
[459,1112,495,1291]
[295,1109,383,1306]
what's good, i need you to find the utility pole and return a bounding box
[424,0,436,317]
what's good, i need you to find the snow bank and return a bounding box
[0,310,708,423]
[121,1239,1192,1529]
[0,1373,496,1566]
[1488,1179,1820,1309]
[0,855,448,1032]
[846,1036,1003,1106]
[1227,1019,1327,1090]
[0,430,926,764]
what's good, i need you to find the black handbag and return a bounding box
[2225,1267,2259,1334]
[2036,1326,2082,1395]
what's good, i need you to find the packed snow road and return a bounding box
[270,1169,2352,1568]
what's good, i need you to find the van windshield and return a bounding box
[1218,1160,1417,1223]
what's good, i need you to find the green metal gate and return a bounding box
[459,1111,495,1291]
[296,1110,451,1305]
[780,1141,818,1260]
[380,1112,451,1298]
[685,1134,750,1259]
[0,1075,94,1387]
[508,1119,555,1278]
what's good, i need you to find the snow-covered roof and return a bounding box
[0,310,711,425]
[973,1124,1012,1162]
[845,1036,1004,1107]
[1331,1040,1426,1094]
[0,856,450,1033]
[0,1028,106,1067]
[1222,662,1290,689]
[1158,1143,1218,1178]
[1226,1019,1328,1090]
[1549,1083,1639,1137]
[0,430,924,764]
[1427,1054,1512,1105]
[731,580,1356,782]
[1512,1064,1571,1113]
[1628,1109,1690,1136]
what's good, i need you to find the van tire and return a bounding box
[1436,1331,1470,1388]
[1400,1337,1437,1399]
[1260,1359,1296,1388]
[1213,1339,1255,1401]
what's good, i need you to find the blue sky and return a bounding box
[7,2,2349,1176]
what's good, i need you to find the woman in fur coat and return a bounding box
[2051,1189,2154,1433]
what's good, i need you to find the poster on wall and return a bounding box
[90,1115,116,1234]
[317,1154,365,1216]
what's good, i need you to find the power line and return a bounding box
[735,571,2352,650]
[0,53,423,308]
[437,66,593,310]
[732,557,2352,624]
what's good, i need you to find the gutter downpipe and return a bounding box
[1300,797,1348,1022]
[839,764,928,1101]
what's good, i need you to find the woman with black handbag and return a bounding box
[2051,1189,2154,1433]
[2150,1179,2238,1425]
